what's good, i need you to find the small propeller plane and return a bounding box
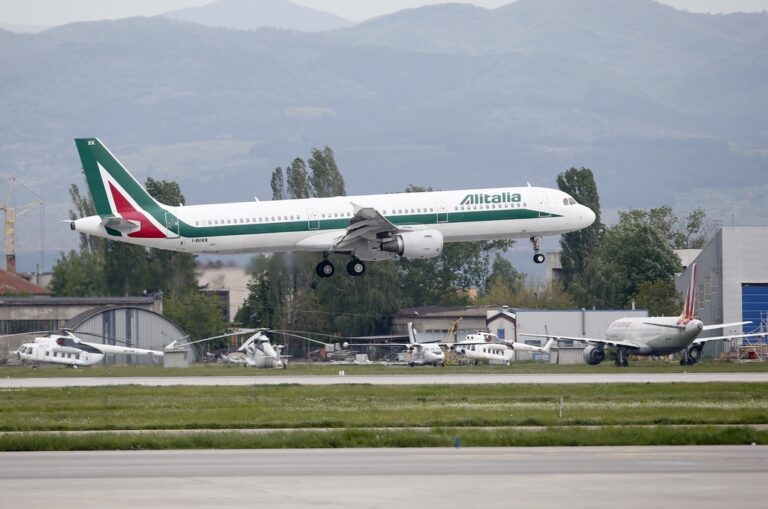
[14,330,165,367]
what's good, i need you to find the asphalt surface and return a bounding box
[2,372,768,387]
[1,446,766,508]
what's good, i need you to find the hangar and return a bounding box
[677,227,768,358]
[0,295,193,365]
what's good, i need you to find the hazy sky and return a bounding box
[1,0,767,26]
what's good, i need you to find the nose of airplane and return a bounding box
[580,206,596,228]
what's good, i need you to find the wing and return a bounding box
[519,332,642,350]
[693,332,768,345]
[293,204,404,253]
[332,203,402,251]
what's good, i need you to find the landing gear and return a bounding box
[346,258,366,277]
[531,236,545,264]
[680,345,703,366]
[615,347,629,367]
[315,259,335,278]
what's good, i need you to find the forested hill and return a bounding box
[1,0,767,265]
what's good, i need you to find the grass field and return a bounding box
[3,358,768,377]
[2,382,767,450]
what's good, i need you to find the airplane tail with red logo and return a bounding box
[678,263,697,324]
[74,138,177,239]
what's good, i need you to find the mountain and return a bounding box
[162,0,351,32]
[0,1,766,270]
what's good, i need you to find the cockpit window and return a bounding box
[568,198,576,205]
[563,198,568,205]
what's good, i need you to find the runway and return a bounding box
[1,446,766,508]
[2,371,768,388]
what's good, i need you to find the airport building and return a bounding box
[677,227,768,358]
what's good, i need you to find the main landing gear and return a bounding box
[531,236,545,264]
[315,256,366,278]
[615,347,629,367]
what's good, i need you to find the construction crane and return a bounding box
[1,177,44,274]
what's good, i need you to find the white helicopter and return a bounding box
[13,330,166,368]
[450,331,555,365]
[218,329,288,369]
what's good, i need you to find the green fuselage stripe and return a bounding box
[159,207,562,239]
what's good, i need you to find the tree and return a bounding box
[49,250,106,296]
[631,279,681,316]
[270,167,285,201]
[309,146,345,198]
[557,167,603,293]
[286,158,312,199]
[163,291,226,345]
[235,272,275,329]
[574,211,682,308]
[485,253,523,294]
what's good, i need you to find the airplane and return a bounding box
[69,138,596,277]
[450,331,555,365]
[405,322,445,367]
[14,330,165,368]
[521,262,767,366]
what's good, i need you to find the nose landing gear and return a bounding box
[531,236,545,264]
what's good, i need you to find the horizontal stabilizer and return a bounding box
[643,322,685,329]
[101,216,141,234]
[702,321,751,331]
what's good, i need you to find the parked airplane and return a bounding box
[15,330,165,367]
[405,322,445,367]
[522,263,765,366]
[450,331,555,365]
[70,138,596,277]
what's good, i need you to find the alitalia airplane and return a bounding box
[70,138,596,276]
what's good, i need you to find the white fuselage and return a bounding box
[409,344,445,366]
[16,336,164,367]
[73,186,595,256]
[605,317,705,356]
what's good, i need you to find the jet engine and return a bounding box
[583,345,606,365]
[380,230,443,259]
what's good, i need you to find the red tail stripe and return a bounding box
[108,182,166,239]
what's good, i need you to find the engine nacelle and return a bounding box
[380,230,443,259]
[583,345,606,365]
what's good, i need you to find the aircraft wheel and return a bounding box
[346,259,366,276]
[409,362,415,367]
[316,260,335,278]
[688,345,703,364]
[533,253,546,264]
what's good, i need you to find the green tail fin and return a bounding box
[74,138,161,217]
